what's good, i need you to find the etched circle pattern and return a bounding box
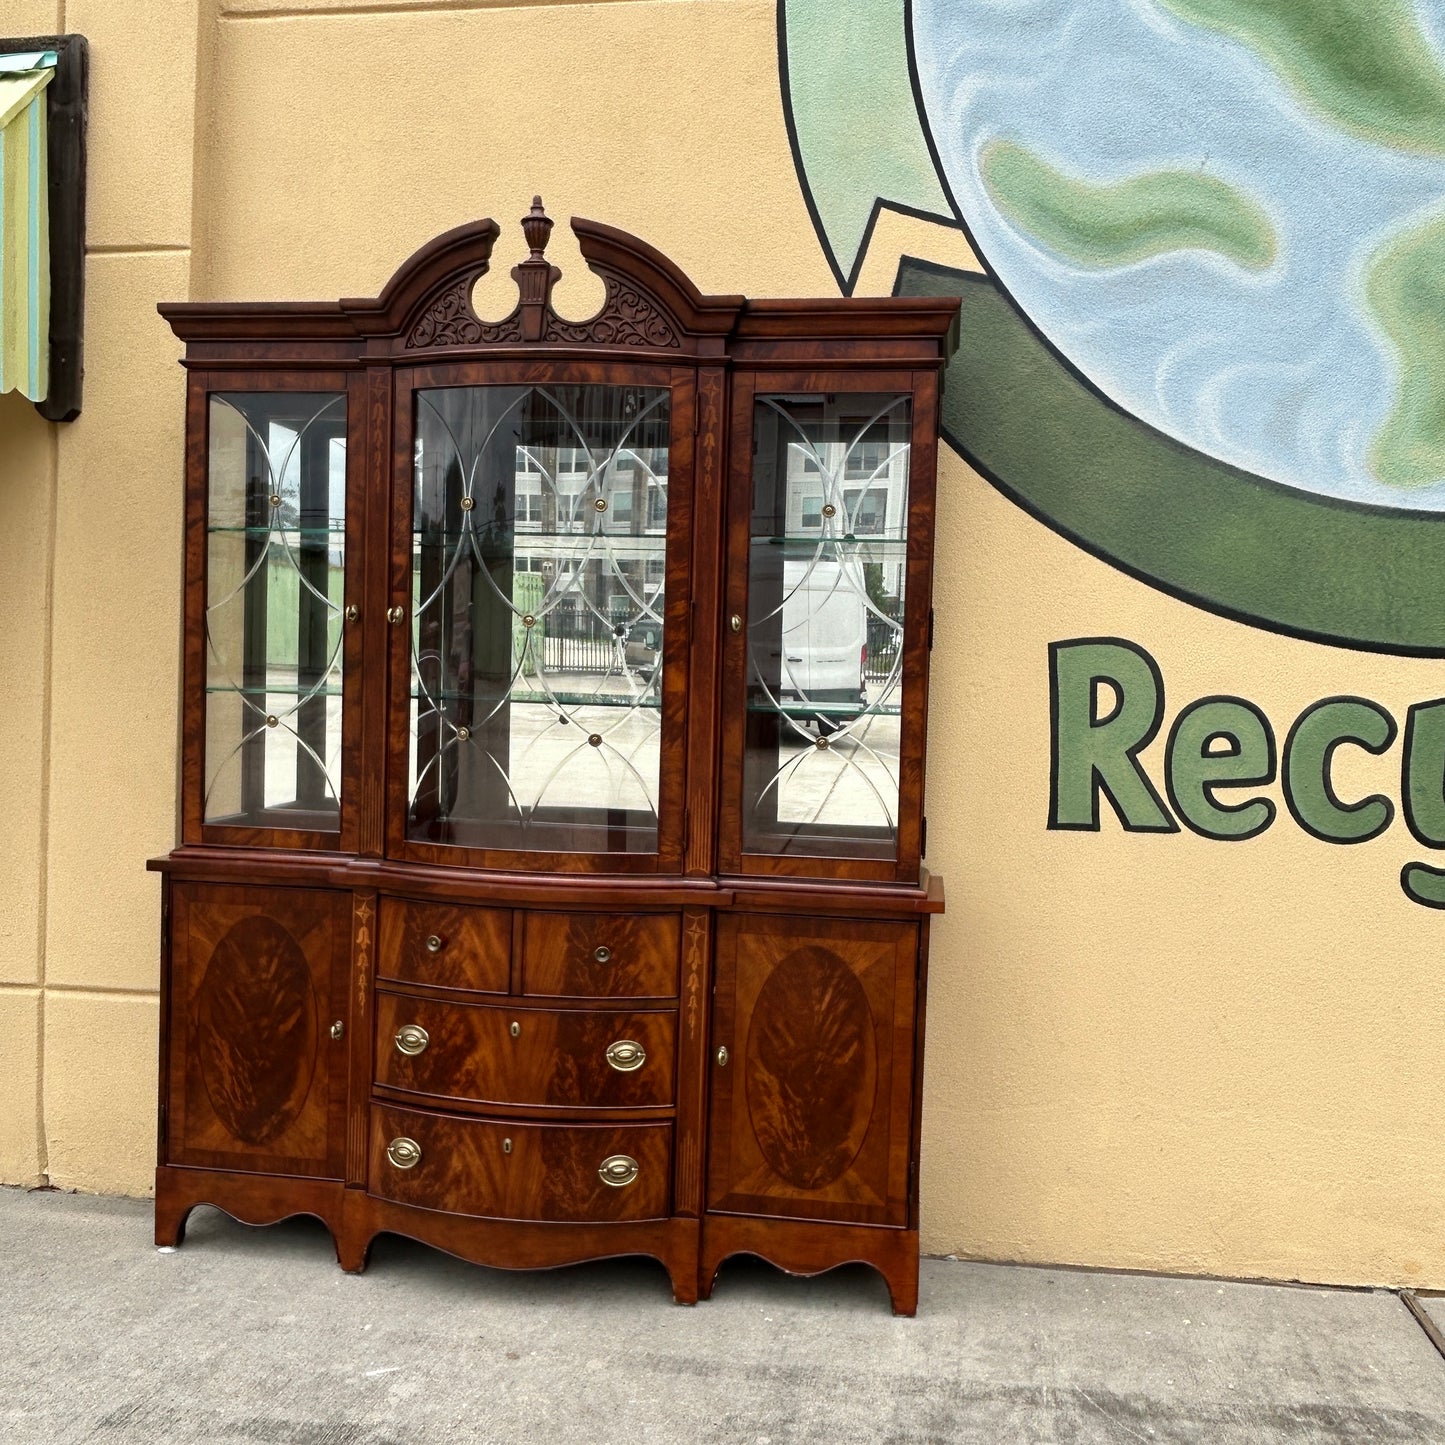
[745,945,876,1190]
[195,915,318,1147]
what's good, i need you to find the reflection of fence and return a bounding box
[865,608,902,684]
[544,600,618,673]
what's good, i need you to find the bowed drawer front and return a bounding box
[374,992,677,1110]
[369,1105,671,1223]
[377,898,511,994]
[520,911,680,999]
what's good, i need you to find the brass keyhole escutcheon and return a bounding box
[394,1024,429,1056]
[606,1039,646,1072]
[503,1138,513,1155]
[593,945,612,964]
[425,934,443,953]
[386,1137,421,1170]
[598,1155,639,1187]
[716,1045,729,1067]
[510,1021,521,1039]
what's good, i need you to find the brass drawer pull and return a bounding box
[606,1039,646,1072]
[425,934,444,953]
[593,945,612,964]
[394,1024,429,1056]
[598,1154,639,1188]
[386,1136,421,1170]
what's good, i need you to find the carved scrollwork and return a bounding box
[406,278,523,349]
[545,279,680,349]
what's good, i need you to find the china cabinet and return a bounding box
[151,200,958,1313]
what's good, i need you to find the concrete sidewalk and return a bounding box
[3,1187,1443,1444]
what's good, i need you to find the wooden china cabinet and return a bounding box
[150,200,958,1314]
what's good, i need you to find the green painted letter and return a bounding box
[1165,696,1276,840]
[1283,697,1397,844]
[1049,639,1176,832]
[1403,699,1445,847]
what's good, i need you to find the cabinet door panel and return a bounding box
[707,913,916,1226]
[166,883,349,1177]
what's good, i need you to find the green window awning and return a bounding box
[0,51,55,404]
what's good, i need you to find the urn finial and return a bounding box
[521,196,553,258]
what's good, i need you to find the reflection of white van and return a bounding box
[768,559,868,732]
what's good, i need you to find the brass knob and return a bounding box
[509,1020,521,1039]
[387,605,405,624]
[329,1020,344,1041]
[386,1136,421,1170]
[606,1039,646,1072]
[344,604,359,623]
[716,1045,729,1067]
[598,1154,639,1188]
[425,934,443,953]
[593,945,612,964]
[394,1024,429,1056]
[729,614,742,633]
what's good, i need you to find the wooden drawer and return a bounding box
[374,993,676,1110]
[369,1104,671,1222]
[520,911,679,998]
[377,898,510,994]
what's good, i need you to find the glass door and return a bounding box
[720,375,933,880]
[387,368,691,871]
[192,376,360,848]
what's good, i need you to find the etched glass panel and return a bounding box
[204,392,346,829]
[408,384,669,854]
[742,393,911,860]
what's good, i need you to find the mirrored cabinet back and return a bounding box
[151,200,959,1314]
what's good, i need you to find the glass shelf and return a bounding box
[746,700,901,718]
[413,689,660,709]
[209,524,345,537]
[751,534,907,549]
[208,684,343,698]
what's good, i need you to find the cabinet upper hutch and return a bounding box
[152,200,959,1314]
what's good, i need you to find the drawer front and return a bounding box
[370,1105,671,1222]
[375,993,676,1109]
[521,911,680,998]
[378,898,510,994]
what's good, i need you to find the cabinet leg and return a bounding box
[154,1170,192,1248]
[336,1193,373,1274]
[668,1263,699,1306]
[885,1264,919,1318]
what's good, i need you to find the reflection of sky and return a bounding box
[914,0,1445,509]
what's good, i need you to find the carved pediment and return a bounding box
[405,197,682,352]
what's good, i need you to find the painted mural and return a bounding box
[780,0,1445,654]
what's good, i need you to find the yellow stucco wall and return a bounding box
[1,0,1442,1288]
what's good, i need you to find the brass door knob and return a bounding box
[425,934,444,953]
[386,605,405,624]
[344,604,359,623]
[606,1039,646,1072]
[593,945,612,964]
[394,1024,429,1056]
[386,1136,421,1170]
[329,1020,344,1041]
[598,1154,639,1187]
[730,614,742,633]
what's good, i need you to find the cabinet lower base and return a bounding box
[155,1167,918,1314]
[700,1213,919,1316]
[155,1166,701,1304]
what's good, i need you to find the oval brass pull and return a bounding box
[425,934,444,953]
[593,945,612,964]
[509,1021,521,1039]
[386,605,405,625]
[394,1024,429,1057]
[606,1039,646,1072]
[716,1045,729,1067]
[598,1154,639,1188]
[386,1136,421,1170]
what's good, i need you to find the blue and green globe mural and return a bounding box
[781,0,1445,653]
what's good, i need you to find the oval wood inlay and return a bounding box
[194,915,318,1147]
[745,945,877,1190]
